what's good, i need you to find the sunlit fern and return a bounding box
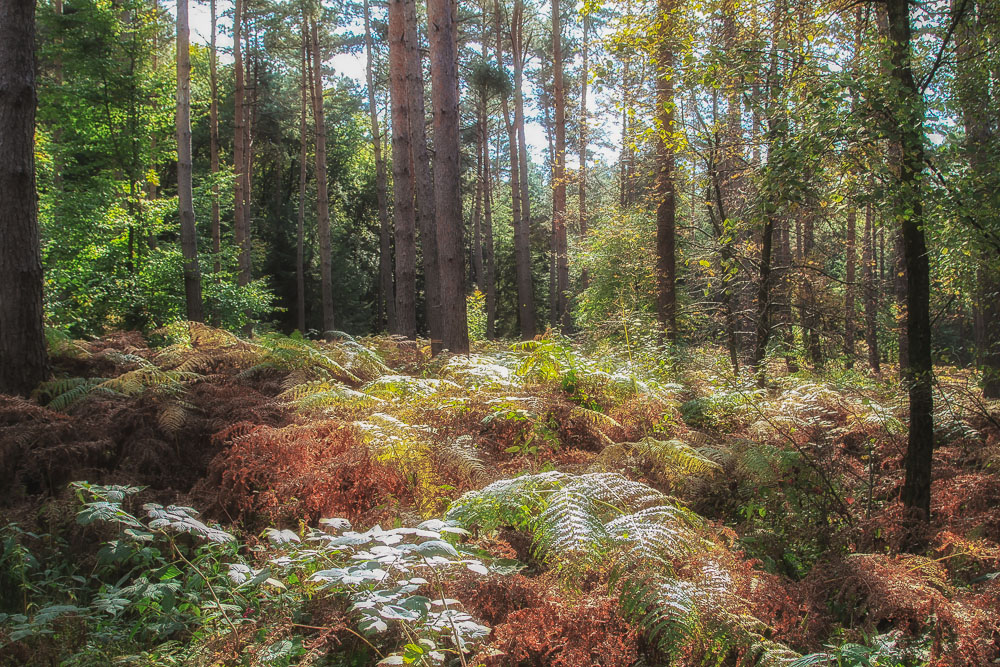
[445,472,703,567]
[438,354,519,390]
[613,567,801,666]
[362,375,461,400]
[278,380,380,412]
[597,437,722,480]
[320,331,392,382]
[354,412,436,510]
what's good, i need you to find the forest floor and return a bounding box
[1,324,999,666]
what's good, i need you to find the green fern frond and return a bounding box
[532,489,608,563]
[279,380,378,411]
[598,437,722,479]
[37,377,108,411]
[363,375,460,400]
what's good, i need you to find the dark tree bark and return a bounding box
[551,0,569,328]
[427,0,469,354]
[209,0,221,276]
[496,0,535,339]
[175,0,204,323]
[863,203,881,374]
[310,18,335,339]
[388,0,417,339]
[0,0,49,396]
[297,23,308,333]
[365,0,395,333]
[893,228,908,375]
[656,0,677,341]
[885,0,935,529]
[402,0,440,349]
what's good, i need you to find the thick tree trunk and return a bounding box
[656,0,677,341]
[175,0,204,323]
[297,25,308,333]
[427,0,469,354]
[388,0,417,339]
[551,0,569,328]
[886,0,934,529]
[365,0,395,333]
[310,19,335,338]
[863,203,881,374]
[0,0,49,396]
[209,0,221,277]
[402,0,440,349]
[497,0,535,339]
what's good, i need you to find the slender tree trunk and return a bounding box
[427,0,469,354]
[388,0,417,339]
[176,0,204,323]
[578,9,590,290]
[297,24,308,333]
[497,0,535,339]
[209,0,221,276]
[551,0,569,328]
[233,0,250,296]
[776,217,798,372]
[310,18,335,338]
[472,115,484,289]
[483,112,497,339]
[0,0,49,396]
[365,0,395,333]
[800,211,823,367]
[863,202,881,374]
[656,0,677,341]
[886,0,934,529]
[845,207,857,366]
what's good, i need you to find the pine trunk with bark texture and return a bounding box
[0,0,49,396]
[365,0,395,333]
[209,0,221,276]
[310,19,335,338]
[497,0,535,339]
[551,0,569,328]
[427,0,469,354]
[656,0,677,341]
[886,0,935,530]
[388,0,417,339]
[176,0,204,323]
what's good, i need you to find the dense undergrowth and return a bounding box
[2,324,999,666]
